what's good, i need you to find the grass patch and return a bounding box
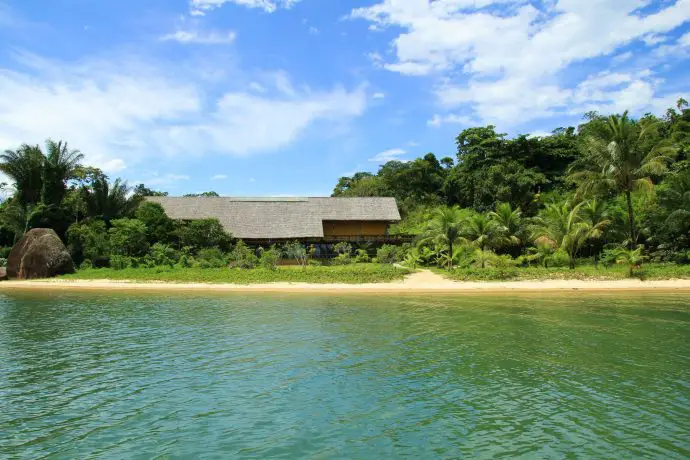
[59,264,411,285]
[434,264,690,282]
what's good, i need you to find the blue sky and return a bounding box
[0,0,688,196]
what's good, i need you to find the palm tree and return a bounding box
[612,245,646,278]
[421,207,466,269]
[86,177,140,225]
[41,140,84,206]
[580,198,611,265]
[532,201,602,269]
[488,202,523,253]
[462,212,498,267]
[0,144,44,205]
[569,111,676,247]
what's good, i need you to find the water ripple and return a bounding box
[0,292,689,458]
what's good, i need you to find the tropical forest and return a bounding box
[1,99,689,282]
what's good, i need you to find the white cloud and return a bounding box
[309,26,319,35]
[0,52,368,175]
[249,177,256,182]
[140,173,191,187]
[101,158,127,173]
[427,113,475,127]
[161,30,236,45]
[190,0,300,14]
[611,51,634,65]
[680,31,690,47]
[528,131,553,138]
[369,148,407,163]
[372,92,386,99]
[212,174,228,180]
[351,0,690,126]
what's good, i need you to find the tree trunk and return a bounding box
[448,240,453,270]
[569,253,575,269]
[625,190,635,249]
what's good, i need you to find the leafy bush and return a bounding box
[136,202,174,245]
[331,253,353,265]
[377,244,404,264]
[354,249,370,263]
[228,240,259,269]
[333,242,352,255]
[0,257,7,268]
[259,246,282,270]
[283,241,308,267]
[67,220,110,265]
[175,219,232,252]
[178,254,194,268]
[0,247,11,258]
[147,243,179,267]
[109,218,149,257]
[79,259,92,270]
[110,255,132,270]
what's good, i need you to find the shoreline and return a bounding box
[2,276,690,294]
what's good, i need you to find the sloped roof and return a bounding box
[146,197,401,239]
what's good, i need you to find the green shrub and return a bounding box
[178,254,194,268]
[377,244,403,264]
[110,255,132,270]
[147,243,179,267]
[228,240,259,269]
[333,242,352,255]
[354,249,370,263]
[0,257,7,268]
[308,259,322,266]
[331,253,353,265]
[283,241,308,267]
[109,218,149,257]
[259,246,282,270]
[67,220,110,266]
[0,247,11,258]
[196,252,226,269]
[79,259,92,270]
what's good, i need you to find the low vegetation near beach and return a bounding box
[59,264,411,284]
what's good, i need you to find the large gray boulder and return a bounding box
[7,228,74,280]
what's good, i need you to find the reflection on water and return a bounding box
[1,292,689,458]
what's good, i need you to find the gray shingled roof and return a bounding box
[146,197,401,239]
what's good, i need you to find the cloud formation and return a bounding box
[0,52,367,174]
[160,30,236,45]
[351,0,690,126]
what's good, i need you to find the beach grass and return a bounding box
[435,263,690,281]
[59,264,412,284]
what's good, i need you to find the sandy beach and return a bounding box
[2,270,690,293]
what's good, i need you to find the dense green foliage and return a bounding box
[2,98,689,280]
[59,264,411,284]
[335,99,690,273]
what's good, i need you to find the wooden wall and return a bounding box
[322,220,390,237]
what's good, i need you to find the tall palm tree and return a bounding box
[421,206,466,269]
[488,202,523,253]
[580,198,611,265]
[86,177,140,225]
[0,144,44,205]
[532,201,604,269]
[41,140,84,206]
[462,212,499,267]
[569,111,676,247]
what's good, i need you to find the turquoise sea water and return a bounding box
[1,291,689,458]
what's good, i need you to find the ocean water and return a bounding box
[1,291,689,458]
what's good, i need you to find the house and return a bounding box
[146,196,404,245]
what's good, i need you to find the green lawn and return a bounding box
[435,263,690,281]
[59,264,412,284]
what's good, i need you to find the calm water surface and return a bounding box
[0,291,689,458]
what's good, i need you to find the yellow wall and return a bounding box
[323,221,389,237]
